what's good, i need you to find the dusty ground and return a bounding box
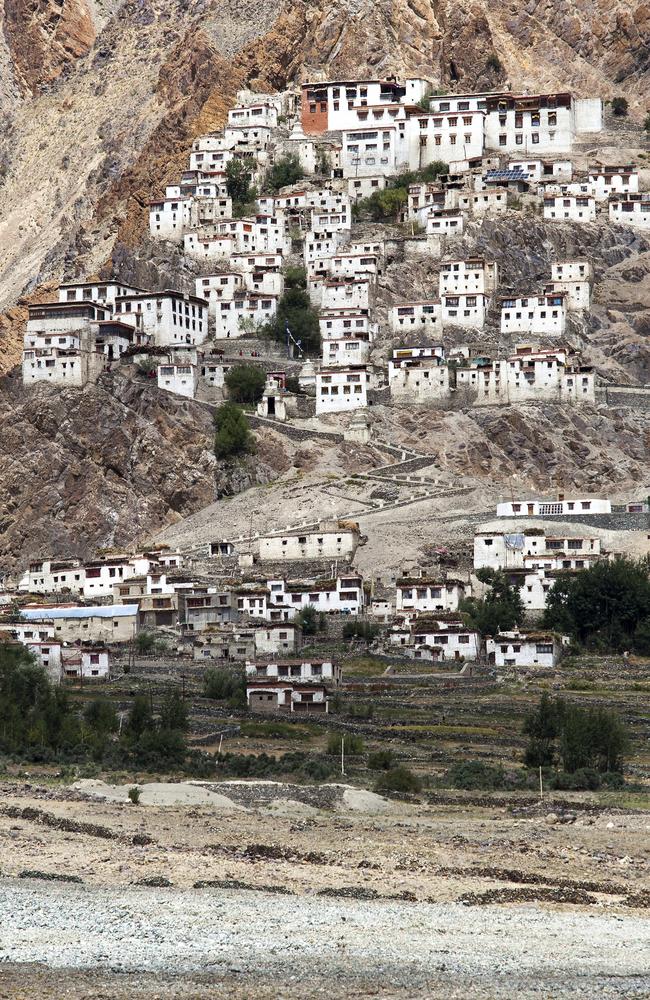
[0,778,649,997]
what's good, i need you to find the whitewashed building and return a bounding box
[496,497,611,517]
[268,574,366,616]
[260,520,360,561]
[157,363,198,399]
[316,366,369,414]
[482,93,602,155]
[457,188,508,216]
[389,300,442,335]
[246,657,340,684]
[213,293,278,339]
[395,577,467,613]
[546,260,592,311]
[439,258,498,297]
[426,209,465,236]
[500,293,566,336]
[609,193,650,229]
[486,630,566,669]
[113,291,208,346]
[543,194,596,222]
[389,356,449,403]
[441,292,491,329]
[301,78,430,133]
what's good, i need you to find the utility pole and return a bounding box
[341,736,346,776]
[539,765,543,802]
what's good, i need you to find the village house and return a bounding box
[230,251,284,272]
[340,125,401,177]
[260,520,360,562]
[301,78,430,133]
[193,628,255,661]
[543,194,596,222]
[18,559,85,594]
[305,231,347,268]
[253,623,303,656]
[389,301,442,335]
[496,496,612,517]
[178,590,235,631]
[395,577,467,613]
[545,260,592,310]
[24,639,63,682]
[157,363,198,399]
[486,630,567,669]
[20,605,138,644]
[213,292,279,339]
[113,290,208,347]
[322,336,371,366]
[246,679,330,714]
[403,108,485,166]
[474,528,602,571]
[441,292,491,329]
[388,352,449,403]
[268,573,366,615]
[478,92,602,155]
[508,159,572,183]
[22,302,110,388]
[426,208,465,236]
[319,310,377,342]
[61,645,110,680]
[228,102,278,128]
[246,656,339,684]
[609,193,650,229]
[347,175,387,201]
[456,345,595,405]
[58,281,143,308]
[587,165,638,199]
[500,294,566,336]
[391,617,481,662]
[195,272,244,312]
[456,188,508,217]
[326,252,380,281]
[406,183,451,224]
[233,585,270,619]
[137,593,180,629]
[439,258,498,297]
[316,366,370,414]
[189,135,234,172]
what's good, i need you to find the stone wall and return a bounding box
[596,385,650,411]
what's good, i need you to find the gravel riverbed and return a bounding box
[1,880,649,998]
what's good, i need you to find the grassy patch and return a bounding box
[238,721,316,741]
[343,657,388,677]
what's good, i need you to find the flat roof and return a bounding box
[21,605,138,620]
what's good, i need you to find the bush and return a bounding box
[443,760,510,791]
[342,621,379,643]
[128,786,141,805]
[367,749,394,770]
[203,668,246,707]
[611,97,628,117]
[347,702,374,720]
[374,766,421,795]
[645,114,650,133]
[523,694,630,774]
[137,356,159,377]
[135,631,157,654]
[327,733,364,755]
[295,605,320,635]
[224,364,266,405]
[486,53,502,72]
[265,154,304,192]
[550,768,601,791]
[214,402,253,460]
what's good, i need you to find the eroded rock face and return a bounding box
[0,371,266,576]
[3,0,96,93]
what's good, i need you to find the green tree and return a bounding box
[225,364,266,405]
[84,699,118,735]
[461,568,524,635]
[296,604,319,635]
[203,668,246,706]
[633,617,650,655]
[265,154,304,192]
[225,159,253,204]
[135,631,157,654]
[543,557,650,650]
[611,97,628,117]
[125,694,153,741]
[0,643,80,753]
[261,285,320,355]
[159,688,188,732]
[522,691,564,767]
[374,765,421,795]
[214,402,253,460]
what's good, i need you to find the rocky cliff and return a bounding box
[0,370,272,576]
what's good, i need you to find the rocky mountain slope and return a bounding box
[0,370,276,575]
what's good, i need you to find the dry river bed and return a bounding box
[0,779,649,998]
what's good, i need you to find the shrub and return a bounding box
[295,605,319,635]
[374,765,421,795]
[135,631,157,654]
[214,402,253,460]
[523,694,630,773]
[265,154,304,192]
[443,760,509,791]
[347,702,374,720]
[203,668,246,707]
[224,364,266,405]
[342,621,379,643]
[367,749,394,770]
[137,356,159,377]
[486,53,502,72]
[611,97,628,117]
[225,159,253,205]
[550,768,601,791]
[645,114,650,133]
[327,733,364,755]
[128,786,141,805]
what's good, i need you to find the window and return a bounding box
[536,643,553,654]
